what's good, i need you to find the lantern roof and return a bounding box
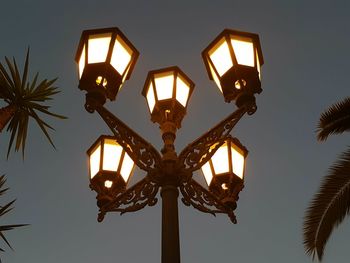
[142,66,195,97]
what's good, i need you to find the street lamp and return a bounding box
[87,135,135,207]
[75,27,263,263]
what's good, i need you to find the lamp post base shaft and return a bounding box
[161,185,180,263]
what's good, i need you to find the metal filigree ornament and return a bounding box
[95,105,162,173]
[97,176,159,222]
[179,106,247,172]
[180,179,238,223]
[89,102,249,223]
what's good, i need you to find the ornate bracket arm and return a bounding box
[95,105,162,173]
[179,179,237,224]
[98,176,159,222]
[178,107,247,172]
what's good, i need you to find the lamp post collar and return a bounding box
[160,121,177,161]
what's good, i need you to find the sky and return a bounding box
[1,0,350,262]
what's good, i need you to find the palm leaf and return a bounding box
[303,147,350,260]
[0,64,14,102]
[4,57,19,92]
[0,224,28,251]
[4,57,23,100]
[28,72,38,93]
[29,109,55,149]
[0,175,28,255]
[20,114,29,156]
[317,97,350,141]
[0,74,10,101]
[0,200,16,217]
[21,49,29,92]
[0,50,67,158]
[0,178,8,196]
[0,62,15,91]
[6,113,20,158]
[28,102,67,119]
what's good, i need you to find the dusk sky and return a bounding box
[1,0,350,262]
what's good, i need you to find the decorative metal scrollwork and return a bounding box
[179,107,247,172]
[96,106,162,173]
[179,179,237,223]
[98,177,159,221]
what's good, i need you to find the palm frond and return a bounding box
[0,176,8,197]
[0,49,67,158]
[6,113,20,158]
[28,72,38,93]
[0,224,28,251]
[0,175,28,255]
[303,147,350,260]
[0,62,15,92]
[20,49,29,92]
[0,64,14,102]
[0,200,16,217]
[28,108,55,149]
[4,57,21,95]
[317,97,350,141]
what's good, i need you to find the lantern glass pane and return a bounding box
[209,62,222,93]
[231,144,245,179]
[176,76,190,107]
[120,152,134,182]
[201,162,213,186]
[110,36,132,76]
[231,36,254,67]
[90,144,101,179]
[209,39,233,77]
[88,33,112,64]
[146,82,156,113]
[155,73,174,100]
[212,143,230,174]
[78,45,86,79]
[256,49,261,80]
[102,139,123,172]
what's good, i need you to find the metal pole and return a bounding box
[161,185,180,263]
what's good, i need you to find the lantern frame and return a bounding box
[87,135,135,195]
[142,66,195,128]
[202,29,264,106]
[75,27,139,102]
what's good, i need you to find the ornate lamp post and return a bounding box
[75,27,263,263]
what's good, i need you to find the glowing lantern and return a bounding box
[87,135,135,195]
[201,136,248,208]
[202,29,263,107]
[75,27,139,102]
[142,66,194,128]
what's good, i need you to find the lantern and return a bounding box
[75,27,139,102]
[202,29,263,106]
[87,135,135,195]
[142,66,194,128]
[201,136,248,208]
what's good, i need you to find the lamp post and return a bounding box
[75,27,263,263]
